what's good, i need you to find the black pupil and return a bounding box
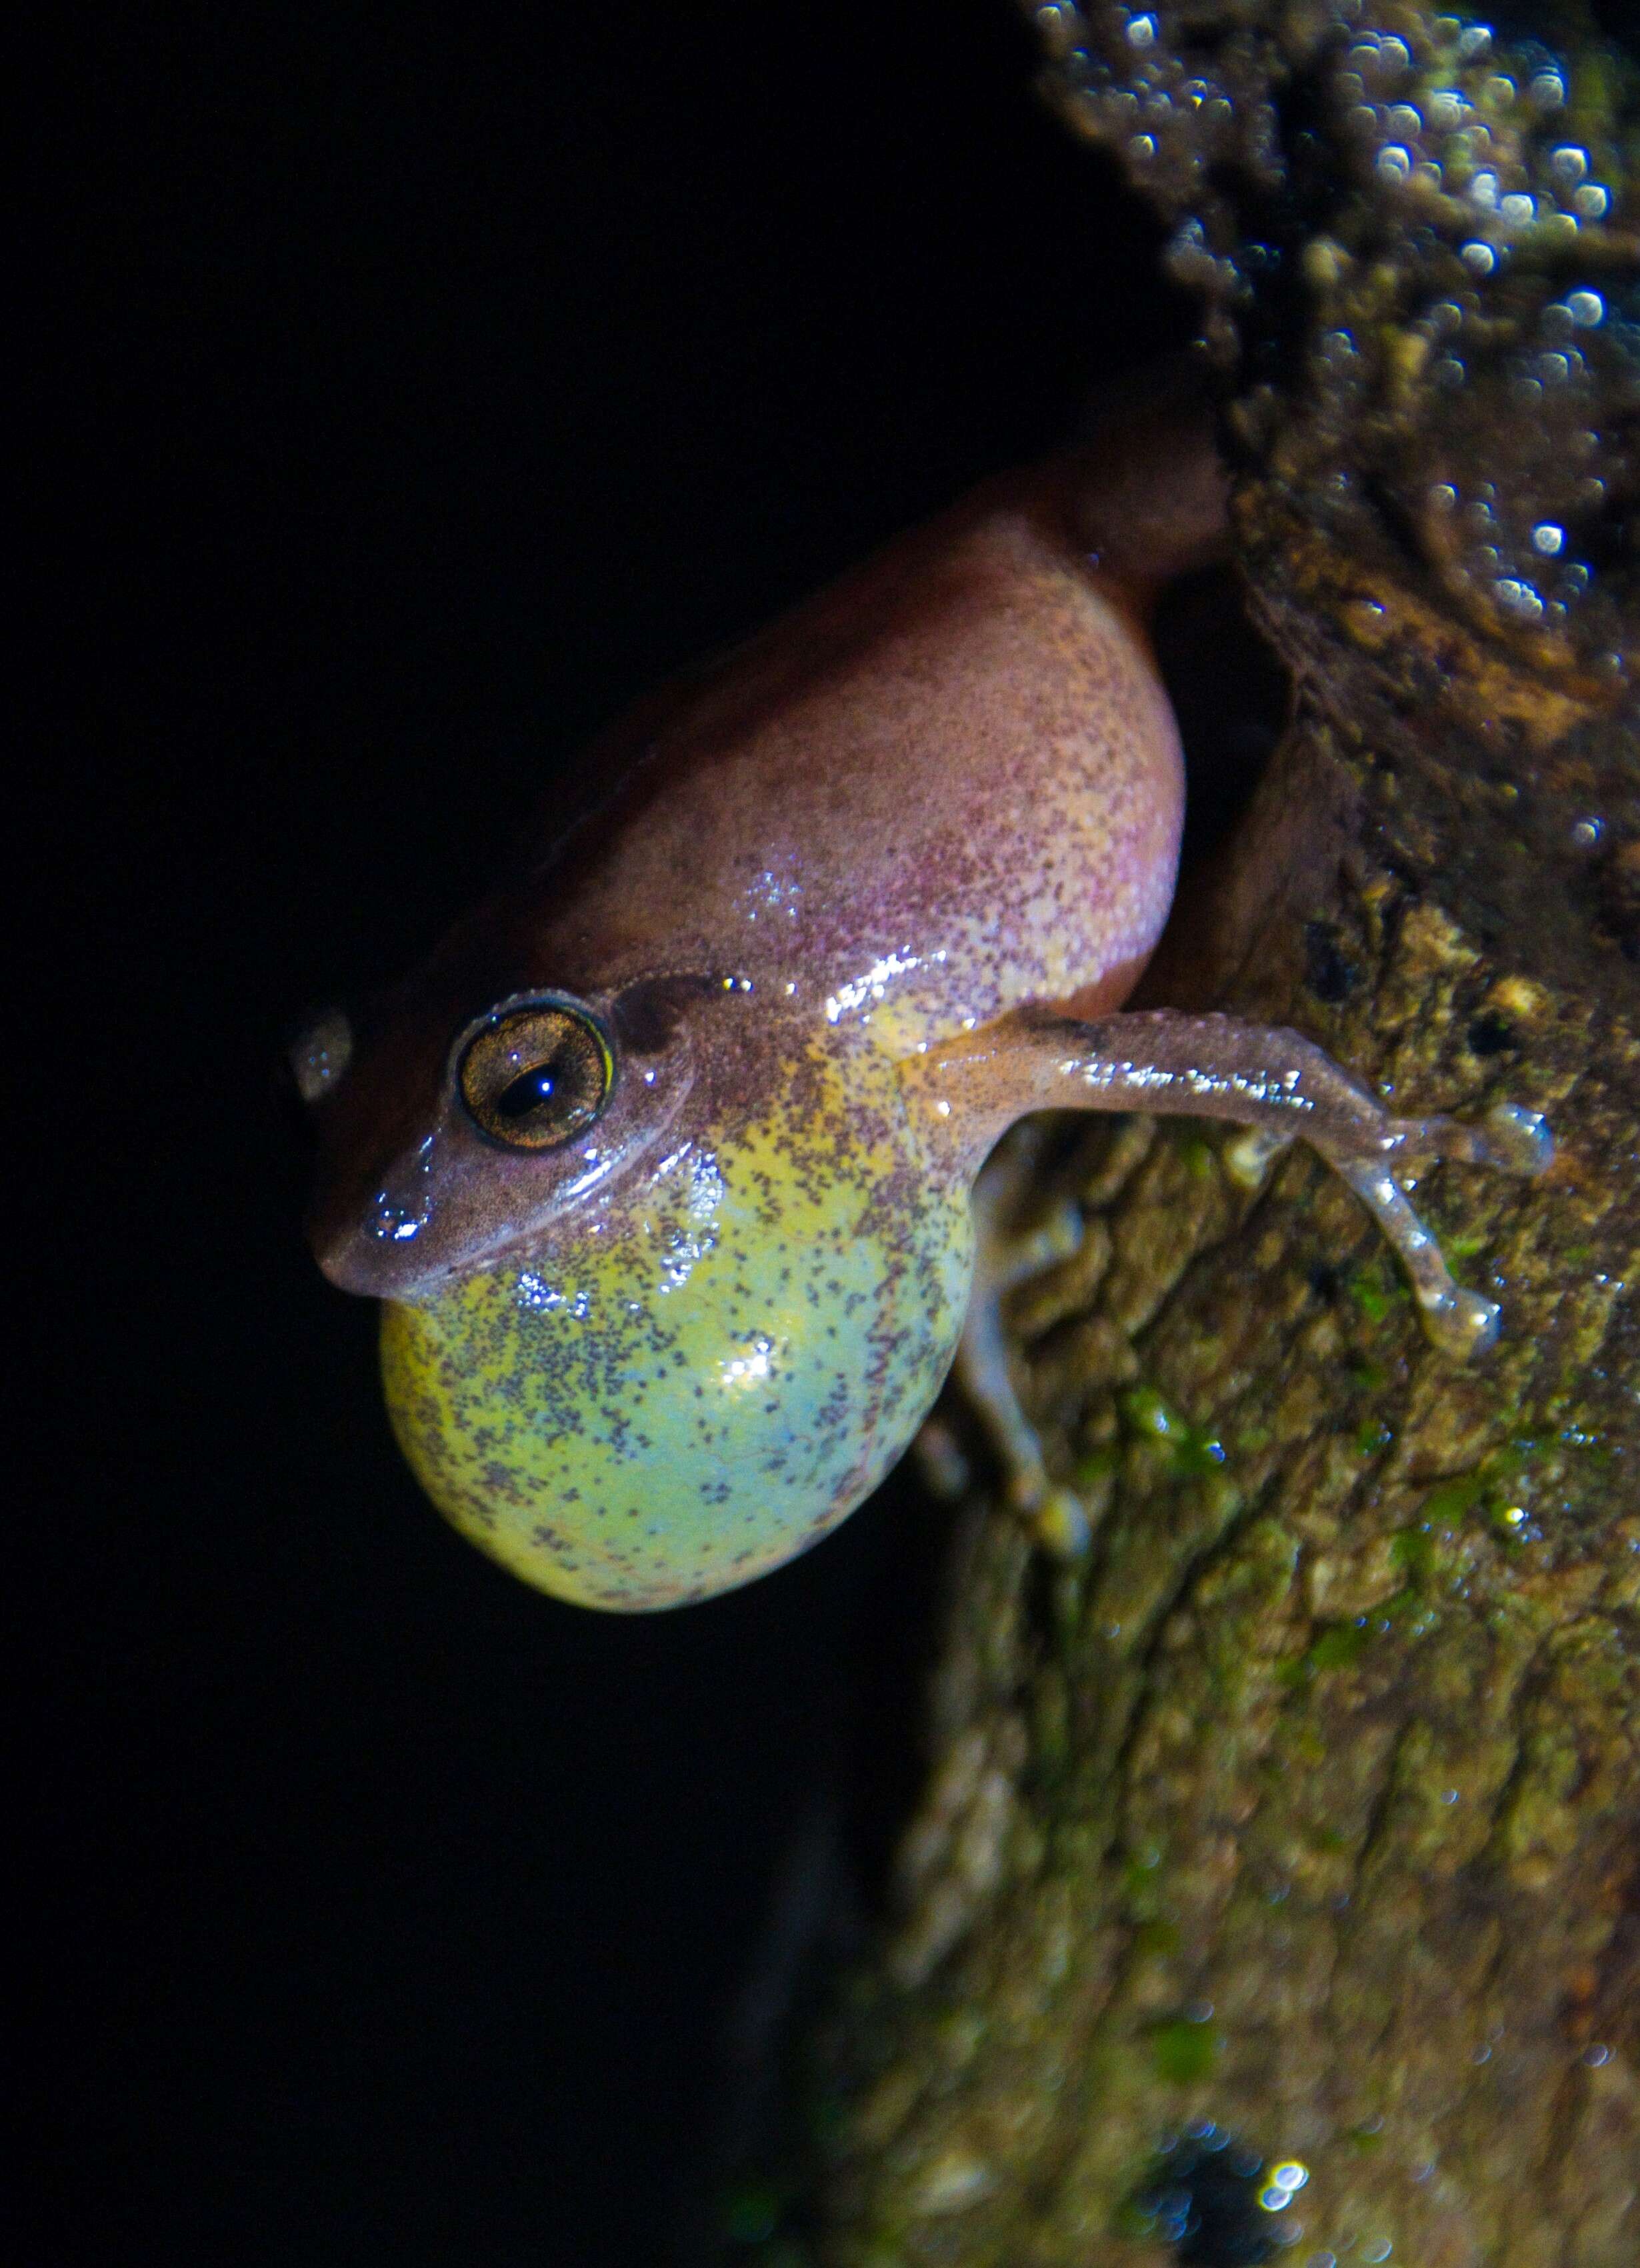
[497,1054,569,1119]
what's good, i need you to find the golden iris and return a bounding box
[457,1002,612,1149]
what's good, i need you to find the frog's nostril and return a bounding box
[288,1008,353,1104]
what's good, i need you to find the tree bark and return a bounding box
[748,6,1640,2263]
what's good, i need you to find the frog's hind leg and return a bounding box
[921,1123,1093,1560]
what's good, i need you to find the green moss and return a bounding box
[1421,1471,1489,1522]
[1117,1387,1227,1477]
[1309,1621,1372,1671]
[1150,2015,1223,2085]
[1379,1586,1440,1640]
[1416,1441,1546,1541]
[1276,1619,1368,1688]
[1275,1587,1447,1689]
[1177,1133,1218,1179]
[1391,1525,1436,1579]
[1345,1266,1407,1323]
[1119,1386,1187,1439]
[1121,1851,1170,1916]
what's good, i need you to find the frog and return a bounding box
[296,397,1551,1611]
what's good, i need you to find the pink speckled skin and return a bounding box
[310,441,1212,1301]
[517,465,1187,1043]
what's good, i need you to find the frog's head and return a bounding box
[299,960,709,1302]
[296,961,971,1611]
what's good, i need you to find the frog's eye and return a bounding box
[457,1001,613,1149]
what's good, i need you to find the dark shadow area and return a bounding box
[35,5,1195,2262]
[1128,2126,1285,2266]
[1153,565,1293,873]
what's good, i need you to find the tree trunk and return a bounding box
[749,5,1640,2263]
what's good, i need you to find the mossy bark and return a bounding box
[753,6,1639,2263]
[777,493,1639,2268]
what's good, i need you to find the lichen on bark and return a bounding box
[732,6,1639,2264]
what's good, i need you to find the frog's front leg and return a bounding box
[906,1007,1552,1361]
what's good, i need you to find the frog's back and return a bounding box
[519,461,1185,1055]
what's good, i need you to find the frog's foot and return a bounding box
[1222,1103,1551,1355]
[945,1126,1093,1559]
[1318,1099,1549,1357]
[913,1409,1088,1555]
[911,1011,1553,1363]
[1011,1477,1092,1561]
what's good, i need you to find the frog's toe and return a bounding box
[1481,1103,1554,1177]
[1025,1485,1091,1561]
[1417,1282,1503,1361]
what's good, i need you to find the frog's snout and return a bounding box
[308,1144,449,1301]
[310,1207,418,1298]
[288,1008,353,1104]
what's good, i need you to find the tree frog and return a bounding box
[297,405,1549,1611]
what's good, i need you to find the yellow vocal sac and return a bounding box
[382,1081,973,1611]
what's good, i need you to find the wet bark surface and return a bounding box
[731,6,1640,2263]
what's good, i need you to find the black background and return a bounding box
[40,7,1188,2261]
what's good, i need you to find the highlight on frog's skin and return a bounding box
[301,408,1552,1611]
